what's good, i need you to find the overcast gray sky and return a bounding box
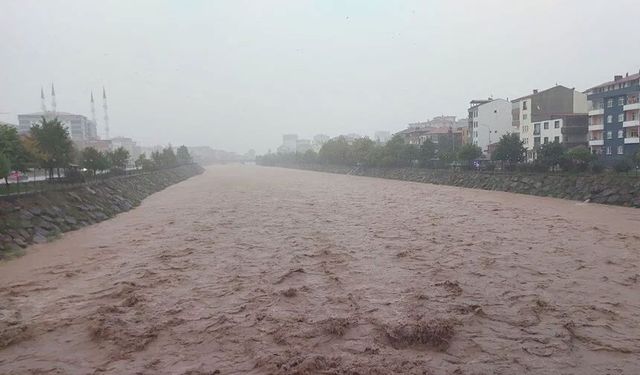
[1,0,640,153]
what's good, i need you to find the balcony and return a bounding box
[623,119,639,128]
[588,124,604,131]
[588,108,604,116]
[589,139,604,146]
[623,102,640,111]
[624,137,640,144]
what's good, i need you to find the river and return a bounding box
[1,165,639,374]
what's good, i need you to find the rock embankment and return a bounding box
[273,163,640,208]
[0,164,204,257]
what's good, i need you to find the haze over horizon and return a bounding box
[2,0,640,154]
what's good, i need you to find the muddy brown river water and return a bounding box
[1,165,639,374]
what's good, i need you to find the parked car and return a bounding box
[8,171,29,182]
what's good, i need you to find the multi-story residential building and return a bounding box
[511,85,587,160]
[585,72,640,161]
[530,114,588,150]
[110,136,140,160]
[396,125,463,152]
[17,111,93,142]
[467,98,513,153]
[398,116,465,146]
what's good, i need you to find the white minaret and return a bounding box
[51,83,57,114]
[102,86,109,140]
[40,86,47,113]
[90,91,96,124]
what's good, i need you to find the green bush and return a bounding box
[590,161,605,174]
[613,159,633,173]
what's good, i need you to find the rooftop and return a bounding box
[585,71,640,92]
[511,85,574,103]
[19,111,85,117]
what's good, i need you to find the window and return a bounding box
[618,114,624,122]
[474,131,478,138]
[543,137,549,144]
[543,122,549,130]
[607,115,612,123]
[523,114,528,120]
[533,123,540,135]
[522,101,528,110]
[618,97,625,106]
[617,146,624,155]
[554,136,560,143]
[618,130,623,138]
[607,131,612,139]
[554,120,560,129]
[607,99,613,108]
[632,112,637,121]
[606,146,612,155]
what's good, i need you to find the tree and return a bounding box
[419,139,436,166]
[161,146,177,167]
[457,144,482,167]
[302,149,317,163]
[566,146,594,172]
[349,137,375,165]
[176,145,192,164]
[536,141,566,171]
[0,153,11,187]
[108,147,130,171]
[492,133,525,164]
[30,117,74,179]
[319,136,351,165]
[0,124,30,174]
[80,147,103,176]
[135,153,147,169]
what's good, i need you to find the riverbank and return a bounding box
[0,164,204,257]
[265,163,640,208]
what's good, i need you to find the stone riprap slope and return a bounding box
[0,164,203,257]
[272,163,640,208]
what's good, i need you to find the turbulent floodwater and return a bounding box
[1,165,639,374]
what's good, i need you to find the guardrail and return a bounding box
[0,165,195,198]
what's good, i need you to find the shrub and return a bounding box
[590,161,605,174]
[613,159,633,173]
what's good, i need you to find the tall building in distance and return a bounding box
[585,72,640,162]
[15,86,107,145]
[511,85,588,160]
[17,111,92,142]
[467,98,513,153]
[278,134,298,153]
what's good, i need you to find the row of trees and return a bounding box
[259,134,484,168]
[258,132,640,174]
[0,117,193,185]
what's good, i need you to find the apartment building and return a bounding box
[585,72,640,161]
[467,98,512,153]
[17,111,97,143]
[511,85,587,160]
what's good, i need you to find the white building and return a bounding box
[512,85,588,160]
[278,134,298,153]
[17,111,93,142]
[467,99,513,153]
[110,136,140,160]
